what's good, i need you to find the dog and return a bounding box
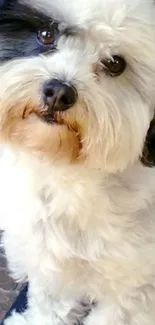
[1,0,155,324]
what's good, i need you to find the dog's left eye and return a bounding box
[101,55,126,77]
[37,24,59,46]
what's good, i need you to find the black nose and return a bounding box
[43,79,77,112]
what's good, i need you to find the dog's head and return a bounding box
[0,0,155,171]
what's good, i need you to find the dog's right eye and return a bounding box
[37,29,55,45]
[37,23,59,47]
[0,16,60,60]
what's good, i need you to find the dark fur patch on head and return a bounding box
[0,0,59,61]
[141,118,155,167]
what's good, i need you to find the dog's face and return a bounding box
[0,0,155,171]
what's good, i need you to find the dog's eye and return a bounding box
[102,55,126,76]
[38,29,54,45]
[37,24,59,46]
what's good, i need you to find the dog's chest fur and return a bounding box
[2,151,155,300]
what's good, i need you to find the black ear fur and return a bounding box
[141,118,155,167]
[0,0,7,7]
[0,0,9,9]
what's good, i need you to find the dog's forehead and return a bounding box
[18,0,154,29]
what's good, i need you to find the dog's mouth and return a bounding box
[23,100,81,136]
[40,110,59,124]
[23,102,61,125]
[21,101,83,162]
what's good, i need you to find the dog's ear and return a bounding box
[0,0,8,9]
[141,117,155,167]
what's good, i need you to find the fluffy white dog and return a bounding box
[0,0,155,324]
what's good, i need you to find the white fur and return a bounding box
[1,0,155,324]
